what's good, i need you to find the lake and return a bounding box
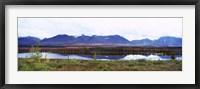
[18,52,182,60]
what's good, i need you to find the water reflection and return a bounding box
[18,52,182,60]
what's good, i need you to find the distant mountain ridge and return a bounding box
[131,36,182,47]
[18,36,41,47]
[18,35,182,47]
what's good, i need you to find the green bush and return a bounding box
[93,52,97,60]
[171,53,176,60]
[27,42,42,59]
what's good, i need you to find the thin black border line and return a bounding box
[18,17,183,18]
[17,17,18,72]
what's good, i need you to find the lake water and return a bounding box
[18,52,182,60]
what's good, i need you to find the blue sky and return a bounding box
[18,18,182,41]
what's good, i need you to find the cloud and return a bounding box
[18,18,182,41]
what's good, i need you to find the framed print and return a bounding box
[0,0,200,89]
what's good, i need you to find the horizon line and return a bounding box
[18,34,182,41]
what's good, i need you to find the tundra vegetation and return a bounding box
[18,42,182,71]
[18,58,182,71]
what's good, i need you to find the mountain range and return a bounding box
[18,36,41,47]
[18,34,182,47]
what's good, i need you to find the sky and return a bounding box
[18,18,182,41]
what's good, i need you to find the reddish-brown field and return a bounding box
[18,46,182,55]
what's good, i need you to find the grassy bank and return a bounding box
[18,58,182,71]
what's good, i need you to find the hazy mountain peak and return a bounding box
[55,34,69,37]
[18,36,40,47]
[18,35,182,47]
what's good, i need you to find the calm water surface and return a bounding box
[18,52,182,60]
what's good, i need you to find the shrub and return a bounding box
[171,53,176,60]
[93,52,97,60]
[27,42,42,60]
